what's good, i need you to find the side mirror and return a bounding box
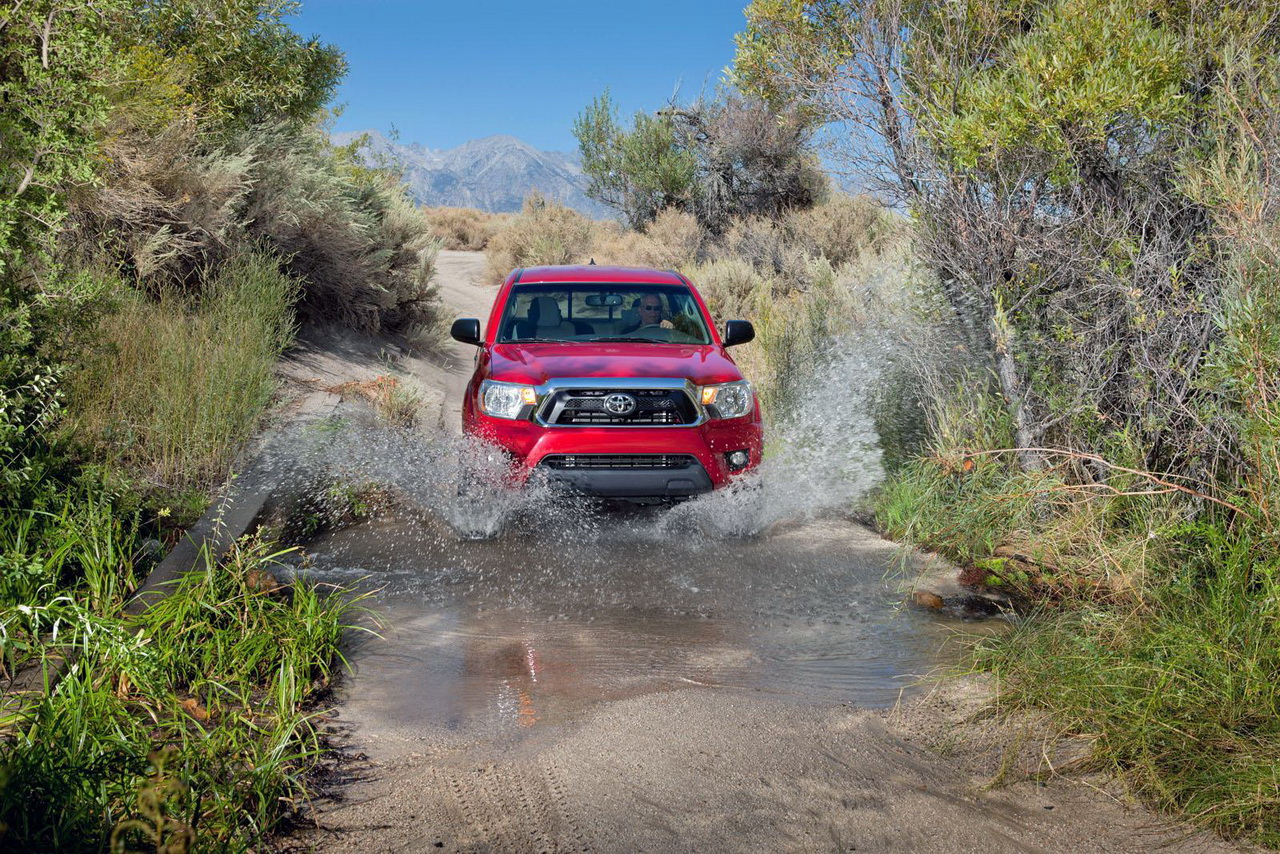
[450,318,481,346]
[723,320,754,347]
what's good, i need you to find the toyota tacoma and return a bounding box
[450,265,762,501]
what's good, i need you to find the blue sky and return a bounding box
[293,1,750,153]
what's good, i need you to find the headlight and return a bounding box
[699,380,753,420]
[480,380,537,419]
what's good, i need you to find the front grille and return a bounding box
[540,454,697,470]
[539,388,697,426]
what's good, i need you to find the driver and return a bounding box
[621,294,670,334]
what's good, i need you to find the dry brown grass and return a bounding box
[326,375,423,427]
[423,206,512,250]
[483,194,599,284]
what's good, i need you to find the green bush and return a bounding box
[0,537,363,851]
[63,254,295,496]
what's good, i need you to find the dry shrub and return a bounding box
[423,206,511,250]
[711,216,816,292]
[685,257,765,320]
[483,194,597,284]
[588,222,652,266]
[784,193,898,266]
[639,208,703,268]
[68,116,253,283]
[242,124,441,333]
[70,119,442,335]
[588,209,704,270]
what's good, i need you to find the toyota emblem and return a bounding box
[603,393,638,416]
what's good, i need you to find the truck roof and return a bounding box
[514,265,686,285]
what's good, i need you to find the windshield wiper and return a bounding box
[592,336,660,343]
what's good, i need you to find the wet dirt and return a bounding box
[283,251,1249,854]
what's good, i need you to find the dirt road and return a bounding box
[286,251,1243,853]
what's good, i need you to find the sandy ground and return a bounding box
[281,251,1250,854]
[278,250,497,433]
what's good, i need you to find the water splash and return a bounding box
[265,331,890,543]
[661,338,887,539]
[280,425,576,540]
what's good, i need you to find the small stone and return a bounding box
[912,590,945,610]
[246,567,281,595]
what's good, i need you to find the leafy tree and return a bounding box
[735,0,1279,481]
[0,0,127,502]
[574,91,698,229]
[574,88,824,232]
[122,0,346,133]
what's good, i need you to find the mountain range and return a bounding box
[331,130,612,218]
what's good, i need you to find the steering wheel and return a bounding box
[632,324,671,341]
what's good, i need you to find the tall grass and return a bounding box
[64,253,296,495]
[980,526,1280,845]
[0,491,141,611]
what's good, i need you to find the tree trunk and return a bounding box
[991,317,1045,473]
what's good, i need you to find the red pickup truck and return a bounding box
[450,264,763,502]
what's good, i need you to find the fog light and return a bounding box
[726,450,750,471]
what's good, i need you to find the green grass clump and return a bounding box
[979,526,1280,844]
[0,489,141,611]
[64,253,297,497]
[0,534,364,851]
[875,453,1047,565]
[875,378,1280,843]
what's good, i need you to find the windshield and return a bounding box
[496,282,712,345]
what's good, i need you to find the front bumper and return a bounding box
[465,413,763,495]
[537,456,715,499]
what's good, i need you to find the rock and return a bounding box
[180,697,210,722]
[246,567,281,595]
[912,590,945,610]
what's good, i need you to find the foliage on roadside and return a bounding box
[0,535,363,851]
[574,88,825,231]
[63,253,297,499]
[0,2,416,848]
[979,528,1280,846]
[732,0,1280,842]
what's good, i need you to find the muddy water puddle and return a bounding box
[297,508,998,745]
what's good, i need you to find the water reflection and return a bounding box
[299,512,997,738]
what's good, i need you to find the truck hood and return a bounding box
[487,342,745,387]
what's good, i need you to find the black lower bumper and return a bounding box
[537,460,714,499]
